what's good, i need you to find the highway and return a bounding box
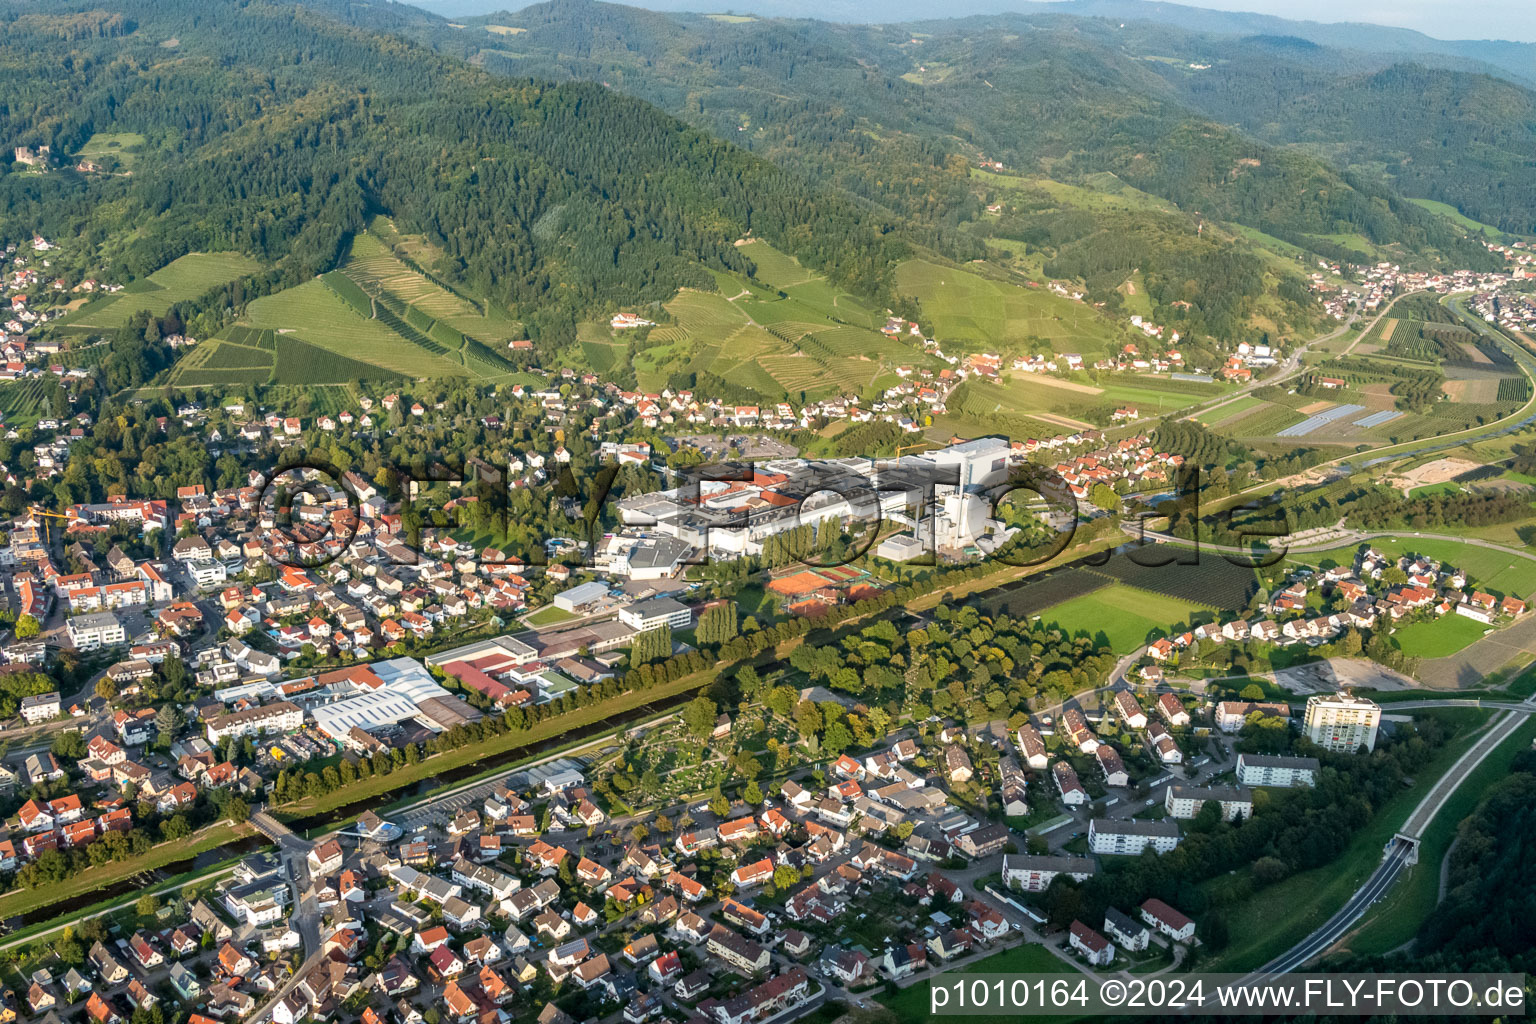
[1251,695,1536,977]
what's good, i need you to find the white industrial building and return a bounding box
[618,597,692,632]
[553,581,609,613]
[308,657,479,741]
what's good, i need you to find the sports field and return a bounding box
[1035,583,1211,649]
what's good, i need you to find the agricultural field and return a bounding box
[164,325,279,387]
[341,227,523,348]
[244,278,469,380]
[595,240,932,400]
[53,252,262,332]
[1195,394,1265,426]
[1034,582,1213,649]
[980,568,1110,619]
[894,259,1125,356]
[952,372,1219,435]
[1093,550,1261,610]
[0,378,54,427]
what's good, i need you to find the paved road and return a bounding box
[247,812,322,1024]
[1181,312,1361,424]
[1252,695,1536,976]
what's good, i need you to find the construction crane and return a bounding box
[894,441,933,462]
[26,506,70,520]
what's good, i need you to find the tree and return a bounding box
[1239,683,1265,701]
[136,893,160,918]
[709,792,730,819]
[681,695,719,740]
[51,730,87,759]
[743,780,763,806]
[1089,483,1122,512]
[226,797,251,823]
[95,678,118,701]
[13,614,39,639]
[630,824,649,843]
[154,704,184,737]
[1192,799,1224,833]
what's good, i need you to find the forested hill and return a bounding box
[0,0,899,340]
[1157,59,1536,236]
[419,0,1511,268]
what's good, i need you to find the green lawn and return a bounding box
[524,605,576,626]
[1036,583,1212,649]
[881,943,1079,1024]
[1200,707,1491,971]
[1390,612,1495,658]
[1343,713,1536,957]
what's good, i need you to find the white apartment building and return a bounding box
[67,611,126,651]
[1164,783,1253,821]
[189,559,229,590]
[1236,753,1320,788]
[1001,854,1096,892]
[19,691,60,724]
[1303,692,1380,753]
[205,700,304,743]
[1087,817,1180,856]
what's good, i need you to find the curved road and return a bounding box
[1251,695,1536,977]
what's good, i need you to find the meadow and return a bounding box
[894,259,1125,356]
[74,131,146,170]
[880,943,1079,1024]
[55,252,261,331]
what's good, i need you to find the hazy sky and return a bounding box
[1169,0,1536,42]
[414,0,1536,42]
